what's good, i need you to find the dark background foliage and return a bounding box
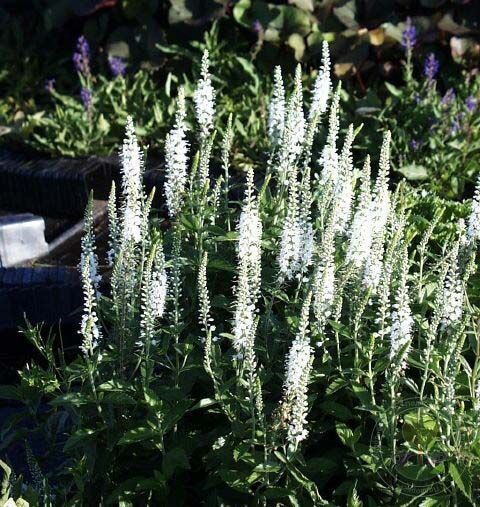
[1,0,479,98]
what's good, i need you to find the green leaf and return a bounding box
[287,33,306,61]
[385,81,403,97]
[189,398,217,411]
[347,485,363,507]
[319,401,352,421]
[51,392,92,406]
[449,462,472,501]
[64,429,99,452]
[118,427,159,445]
[398,164,429,181]
[233,0,251,27]
[335,422,361,449]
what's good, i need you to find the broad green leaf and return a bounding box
[398,164,429,181]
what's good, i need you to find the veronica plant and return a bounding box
[3,43,480,506]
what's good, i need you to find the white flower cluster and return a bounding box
[309,41,331,120]
[79,254,102,356]
[237,168,262,296]
[318,88,340,187]
[467,174,480,242]
[233,168,262,354]
[282,293,314,448]
[275,66,306,184]
[119,116,144,244]
[362,132,391,290]
[277,167,316,281]
[346,156,373,268]
[332,124,354,233]
[440,246,464,328]
[139,242,168,348]
[268,66,285,145]
[389,249,413,375]
[198,252,213,334]
[165,87,189,218]
[79,198,101,295]
[194,50,215,141]
[107,182,119,266]
[313,227,336,330]
[278,176,303,281]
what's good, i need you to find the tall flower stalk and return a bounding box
[280,292,314,450]
[194,50,215,143]
[164,87,189,218]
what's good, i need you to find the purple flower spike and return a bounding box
[401,17,417,51]
[410,139,420,151]
[80,87,92,113]
[77,36,90,59]
[441,88,456,107]
[466,95,477,113]
[108,56,126,78]
[44,78,56,93]
[73,35,91,77]
[423,53,439,83]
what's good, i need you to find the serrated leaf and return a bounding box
[449,462,472,501]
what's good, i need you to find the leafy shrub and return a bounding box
[2,45,480,506]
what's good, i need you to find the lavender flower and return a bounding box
[44,78,55,93]
[410,139,420,151]
[108,56,126,78]
[80,87,92,113]
[401,17,417,51]
[423,53,439,83]
[441,88,456,107]
[73,35,91,77]
[466,95,477,113]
